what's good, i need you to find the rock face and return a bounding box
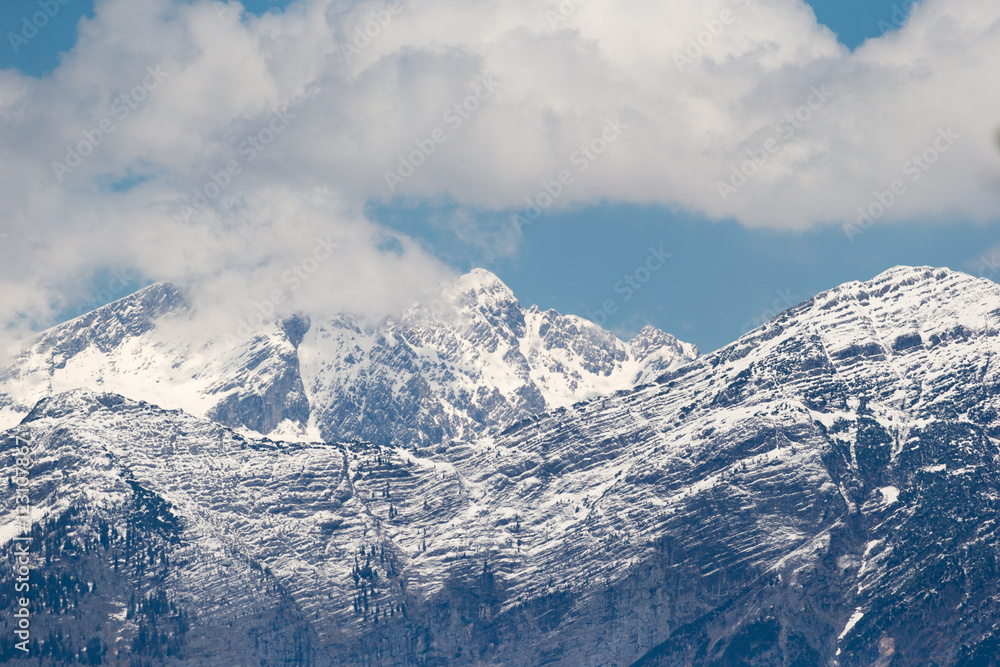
[3,266,1000,665]
[301,269,697,446]
[0,281,314,439]
[0,269,697,446]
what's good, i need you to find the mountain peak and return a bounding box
[812,265,994,317]
[28,281,188,358]
[871,264,956,281]
[629,325,700,362]
[449,268,518,304]
[93,280,186,315]
[1,268,698,446]
[831,265,983,298]
[458,267,505,286]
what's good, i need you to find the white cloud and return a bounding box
[0,0,998,355]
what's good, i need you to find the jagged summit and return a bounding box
[19,387,142,425]
[451,267,515,296]
[424,268,523,323]
[302,270,698,445]
[30,281,187,355]
[0,268,698,446]
[808,265,993,318]
[730,265,997,357]
[851,264,964,286]
[630,324,699,364]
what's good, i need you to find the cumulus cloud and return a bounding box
[0,0,998,356]
[285,0,1000,228]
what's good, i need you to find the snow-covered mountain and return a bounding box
[0,268,697,446]
[4,265,1000,665]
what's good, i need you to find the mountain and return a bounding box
[0,269,697,447]
[3,265,1000,665]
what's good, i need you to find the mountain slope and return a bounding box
[0,270,697,447]
[459,264,1000,665]
[4,266,1000,665]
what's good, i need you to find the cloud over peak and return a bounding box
[0,0,997,355]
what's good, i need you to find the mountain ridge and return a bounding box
[3,265,1000,664]
[0,269,698,447]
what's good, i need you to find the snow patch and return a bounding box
[838,608,865,642]
[879,486,899,505]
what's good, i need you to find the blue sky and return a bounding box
[370,199,998,352]
[0,0,297,76]
[0,0,997,355]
